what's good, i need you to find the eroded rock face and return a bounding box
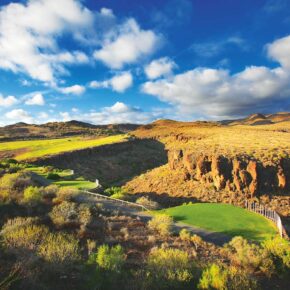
[167,150,290,195]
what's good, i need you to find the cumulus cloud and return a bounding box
[59,85,86,95]
[144,57,176,79]
[142,35,290,118]
[90,71,133,92]
[0,95,18,107]
[93,19,160,69]
[25,93,45,106]
[0,0,93,83]
[5,109,33,123]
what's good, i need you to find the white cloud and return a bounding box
[0,0,93,83]
[142,35,290,118]
[5,109,33,123]
[38,112,49,119]
[267,35,290,68]
[25,93,45,106]
[0,95,18,107]
[93,18,160,69]
[100,8,114,17]
[59,85,86,95]
[90,71,133,92]
[145,57,176,79]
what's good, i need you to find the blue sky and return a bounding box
[0,0,290,125]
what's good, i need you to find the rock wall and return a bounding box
[168,150,290,196]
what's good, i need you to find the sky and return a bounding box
[0,0,290,125]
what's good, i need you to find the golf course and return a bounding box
[159,203,278,242]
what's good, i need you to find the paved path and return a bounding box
[78,193,231,246]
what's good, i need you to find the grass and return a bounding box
[53,180,96,190]
[0,134,127,160]
[159,203,278,242]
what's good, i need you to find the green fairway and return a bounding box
[53,179,96,190]
[0,134,127,160]
[159,203,278,242]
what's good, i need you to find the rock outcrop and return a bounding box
[168,150,290,196]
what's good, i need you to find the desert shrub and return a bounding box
[224,236,274,276]
[191,235,204,250]
[95,244,125,273]
[198,263,227,290]
[23,186,42,203]
[148,214,173,236]
[53,186,79,203]
[136,196,160,209]
[1,217,48,250]
[49,201,78,227]
[46,173,60,180]
[198,264,257,290]
[42,184,59,199]
[78,204,92,226]
[147,247,193,288]
[262,237,290,272]
[0,172,33,201]
[38,232,80,264]
[179,229,191,242]
[104,187,128,200]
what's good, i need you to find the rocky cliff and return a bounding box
[168,150,290,197]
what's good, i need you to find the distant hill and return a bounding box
[0,120,140,141]
[220,112,290,126]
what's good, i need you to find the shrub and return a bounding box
[23,186,42,203]
[147,247,193,285]
[191,235,204,250]
[262,237,290,272]
[78,204,92,226]
[179,229,191,242]
[38,232,80,264]
[42,184,59,199]
[136,196,160,209]
[49,201,78,227]
[198,264,257,290]
[46,173,60,180]
[148,214,173,236]
[224,236,274,276]
[104,187,128,200]
[1,217,48,250]
[53,186,79,203]
[198,264,227,289]
[95,244,125,273]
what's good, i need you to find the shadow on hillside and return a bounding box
[34,139,168,188]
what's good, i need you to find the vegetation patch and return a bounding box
[0,134,127,160]
[159,203,278,242]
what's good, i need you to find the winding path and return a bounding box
[79,192,231,246]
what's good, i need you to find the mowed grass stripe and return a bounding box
[0,134,127,160]
[159,203,278,242]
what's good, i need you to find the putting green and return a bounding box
[159,203,278,242]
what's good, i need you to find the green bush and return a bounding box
[95,244,125,273]
[1,217,49,250]
[148,214,173,236]
[147,247,193,286]
[198,264,257,290]
[198,264,227,289]
[38,232,80,264]
[23,186,42,203]
[46,172,60,180]
[262,237,290,272]
[104,187,128,200]
[53,186,79,203]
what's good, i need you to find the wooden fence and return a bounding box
[245,200,285,238]
[83,190,148,211]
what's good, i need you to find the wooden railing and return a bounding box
[82,190,148,211]
[245,200,285,238]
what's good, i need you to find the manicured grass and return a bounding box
[159,203,278,242]
[0,134,127,160]
[53,180,96,190]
